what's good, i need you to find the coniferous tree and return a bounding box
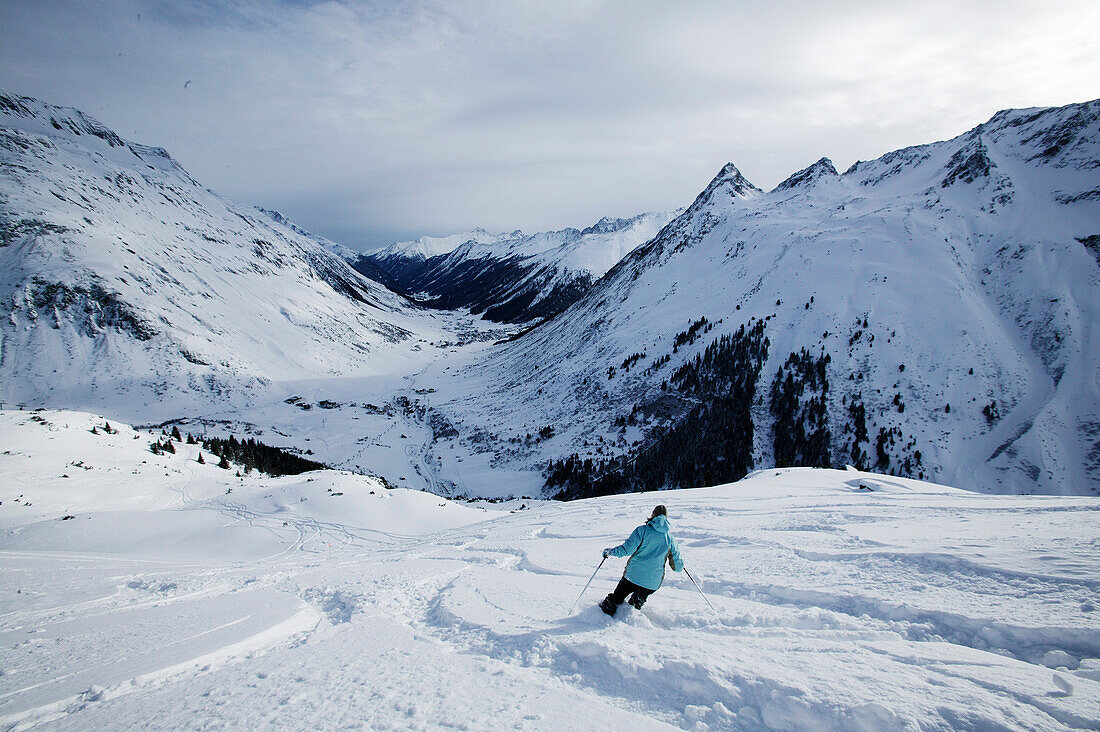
[770,349,831,469]
[200,434,326,476]
[846,396,869,470]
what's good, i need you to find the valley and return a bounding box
[2,90,1099,501]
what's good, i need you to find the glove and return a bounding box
[602,548,612,558]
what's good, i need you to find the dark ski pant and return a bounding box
[600,577,655,614]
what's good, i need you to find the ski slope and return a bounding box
[2,411,1098,730]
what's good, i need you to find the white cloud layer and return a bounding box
[3,0,1098,247]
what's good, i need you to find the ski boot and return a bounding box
[599,595,618,616]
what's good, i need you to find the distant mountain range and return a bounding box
[353,212,677,323]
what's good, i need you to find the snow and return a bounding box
[0,92,1097,729]
[369,214,680,278]
[370,228,503,261]
[424,212,679,282]
[2,411,1098,729]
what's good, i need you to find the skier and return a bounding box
[600,504,682,615]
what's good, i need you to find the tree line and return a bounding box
[546,319,769,499]
[150,425,326,476]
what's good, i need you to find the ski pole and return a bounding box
[684,567,719,616]
[569,556,607,613]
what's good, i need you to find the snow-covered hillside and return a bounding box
[424,101,1100,495]
[360,212,677,323]
[1,411,1097,729]
[0,91,450,419]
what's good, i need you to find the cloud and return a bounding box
[2,0,1099,248]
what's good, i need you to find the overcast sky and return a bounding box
[3,0,1098,249]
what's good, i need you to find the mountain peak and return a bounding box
[714,162,755,190]
[581,216,629,236]
[774,157,839,192]
[689,162,761,211]
[941,139,994,188]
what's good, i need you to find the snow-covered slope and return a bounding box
[0,91,444,419]
[0,409,484,541]
[427,101,1100,495]
[360,212,677,323]
[255,206,406,293]
[2,411,1098,729]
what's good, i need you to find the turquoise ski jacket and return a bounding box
[608,514,682,591]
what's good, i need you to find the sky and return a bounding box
[2,0,1098,250]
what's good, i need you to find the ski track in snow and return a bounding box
[1,413,1098,730]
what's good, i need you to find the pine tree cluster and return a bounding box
[672,317,712,351]
[844,395,870,469]
[200,435,326,476]
[150,438,176,455]
[873,426,924,478]
[770,349,832,468]
[619,351,646,372]
[546,320,769,499]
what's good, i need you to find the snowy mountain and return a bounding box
[360,227,504,289]
[358,212,677,323]
[0,90,444,419]
[3,410,1098,729]
[424,101,1100,496]
[2,89,1097,498]
[368,227,501,267]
